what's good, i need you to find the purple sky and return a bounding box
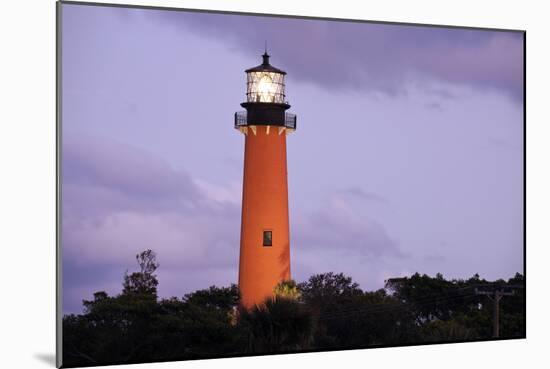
[61,4,524,314]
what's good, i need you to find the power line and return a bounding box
[475,286,522,338]
[316,283,523,322]
[317,284,484,320]
[318,291,479,321]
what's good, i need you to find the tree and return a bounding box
[273,280,301,300]
[156,284,243,359]
[183,284,240,310]
[63,250,525,368]
[122,249,159,298]
[385,273,480,324]
[420,319,474,341]
[238,297,315,353]
[297,272,373,348]
[298,272,362,306]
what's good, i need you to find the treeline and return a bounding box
[63,250,525,367]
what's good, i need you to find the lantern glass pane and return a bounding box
[246,71,286,103]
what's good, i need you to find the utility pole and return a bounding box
[475,287,517,338]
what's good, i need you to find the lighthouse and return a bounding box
[234,51,297,309]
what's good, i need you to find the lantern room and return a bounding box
[245,52,287,104]
[235,52,297,132]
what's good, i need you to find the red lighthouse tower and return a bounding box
[235,52,297,309]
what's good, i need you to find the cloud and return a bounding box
[151,10,523,101]
[62,133,400,313]
[293,192,404,259]
[289,192,407,291]
[62,133,202,217]
[337,187,389,204]
[62,132,242,312]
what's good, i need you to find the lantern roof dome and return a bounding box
[245,52,287,75]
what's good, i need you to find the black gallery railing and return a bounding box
[234,111,297,130]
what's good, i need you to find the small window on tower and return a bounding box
[263,230,272,247]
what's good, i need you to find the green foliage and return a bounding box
[298,272,362,305]
[420,319,474,342]
[273,279,301,300]
[385,272,525,340]
[63,251,525,367]
[183,284,240,309]
[238,297,315,353]
[122,249,159,297]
